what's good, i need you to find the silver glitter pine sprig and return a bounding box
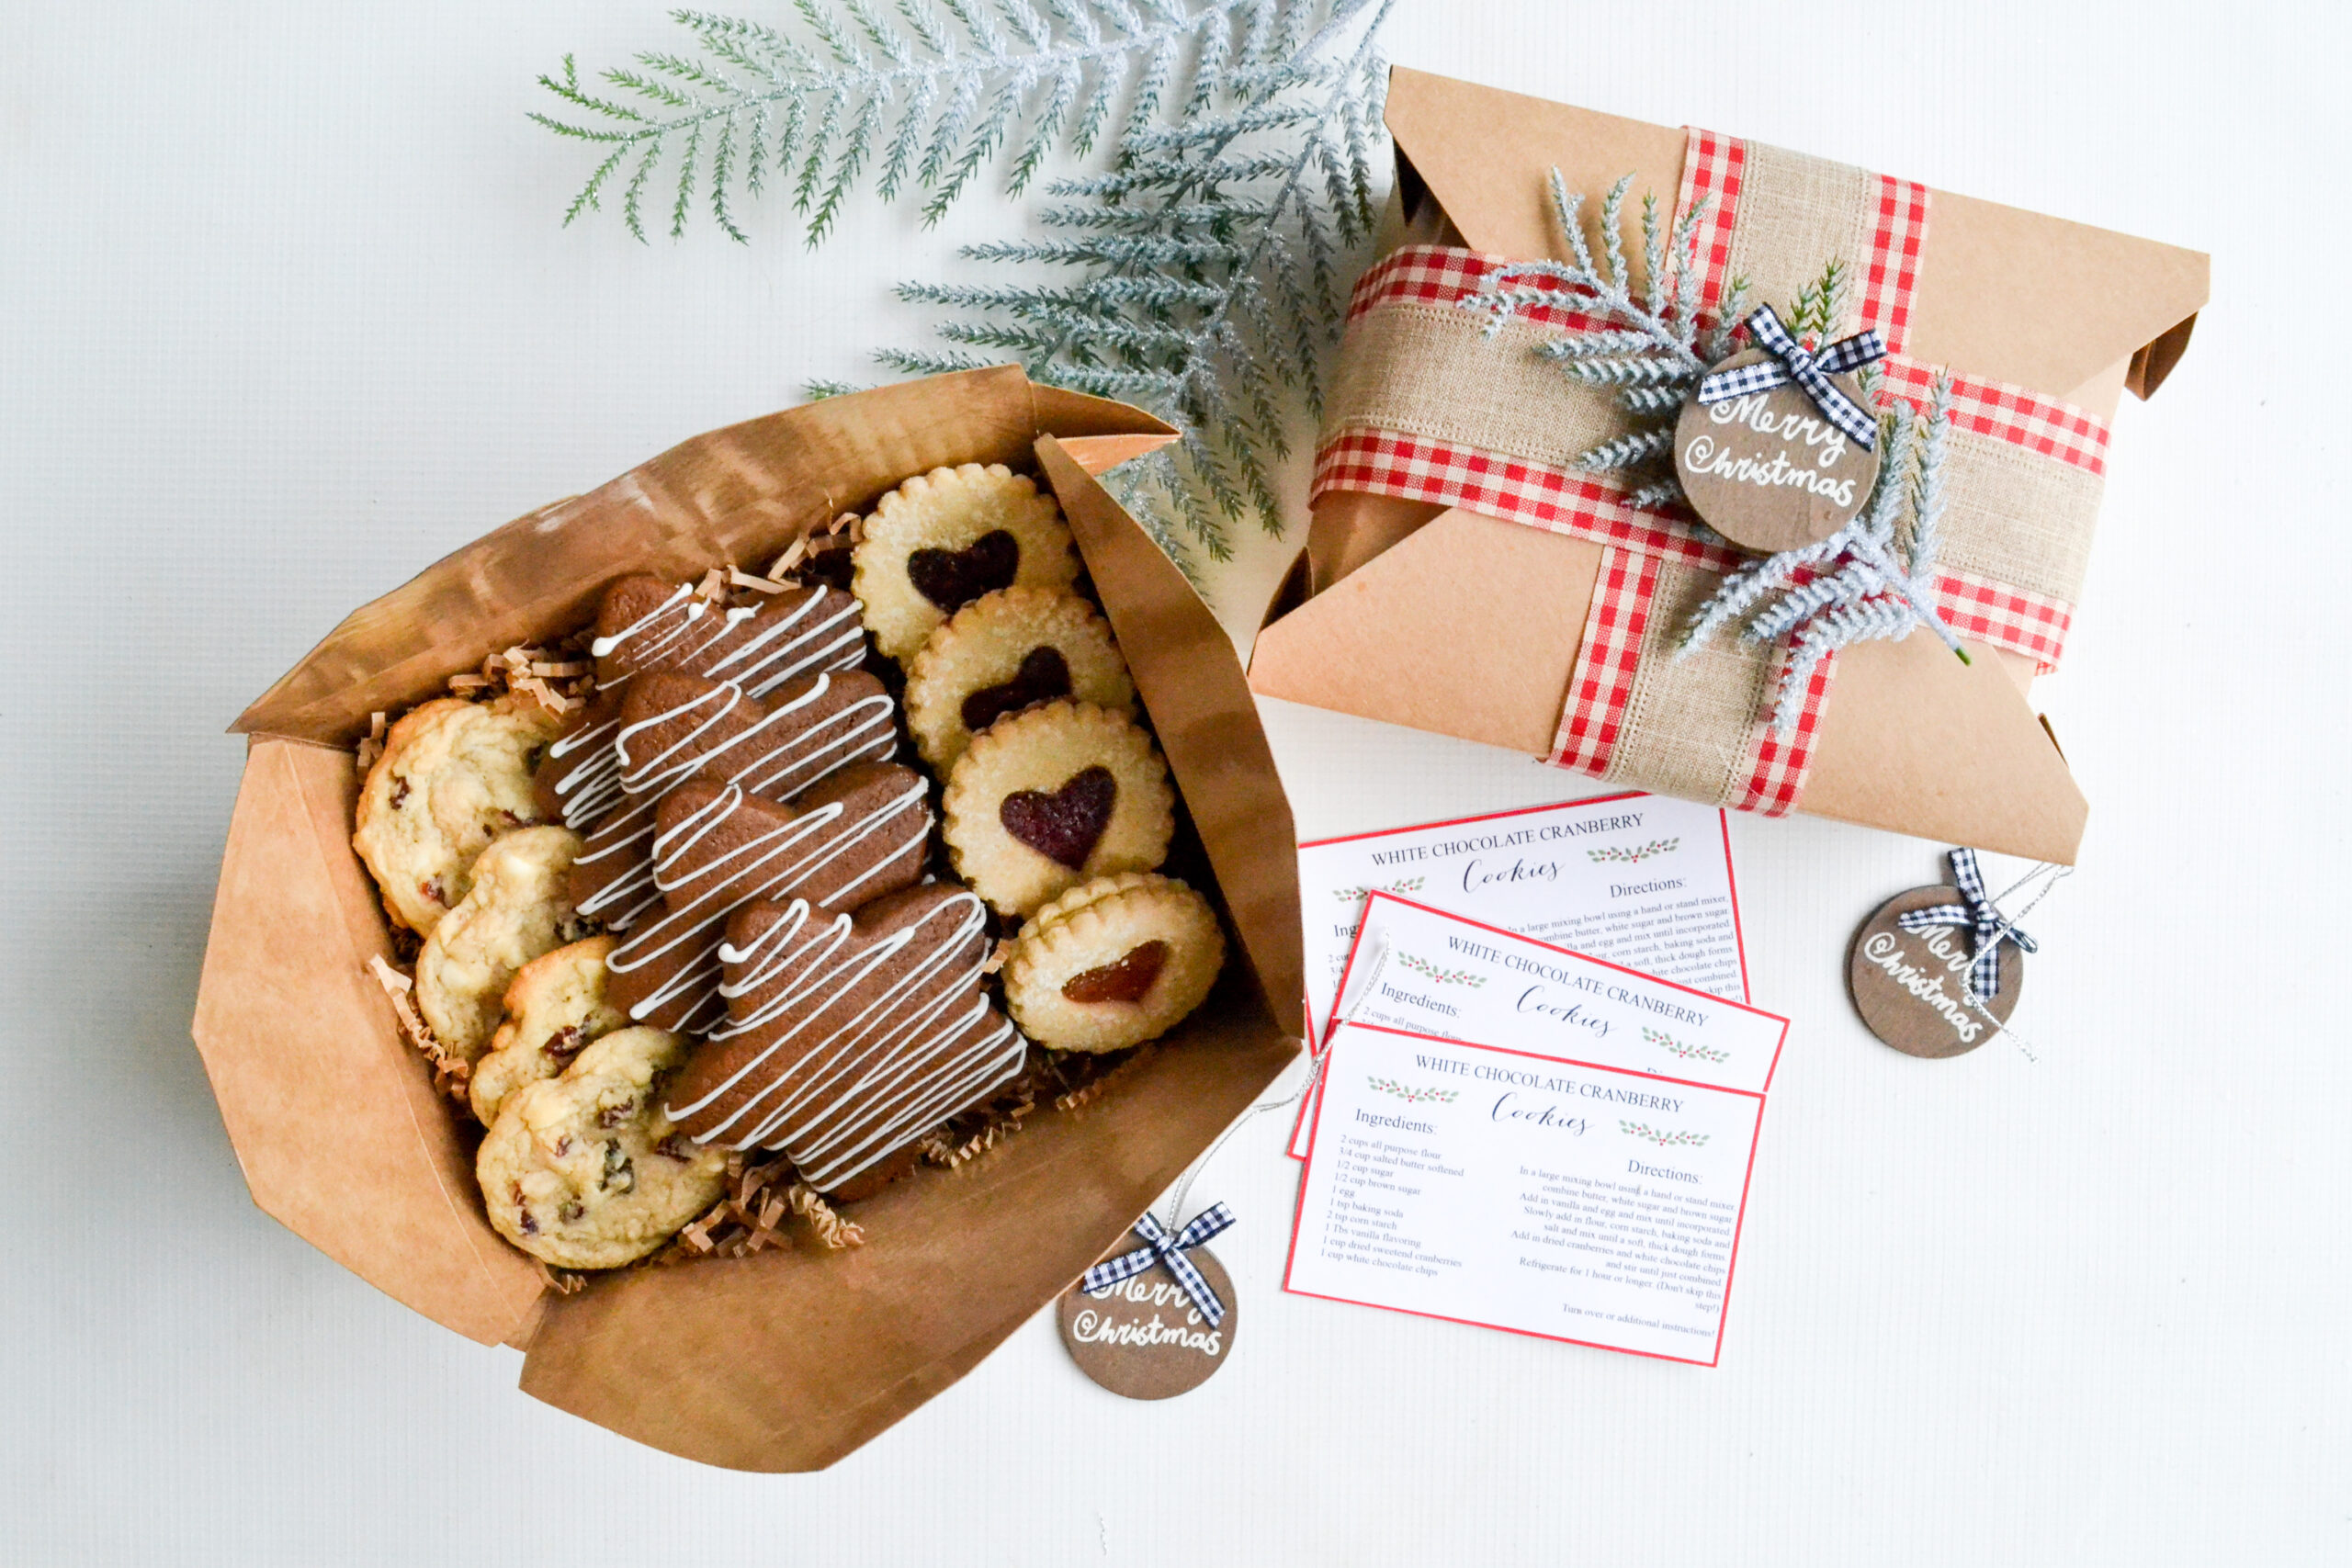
[1679,371,1968,731]
[1458,170,1751,513]
[880,0,1389,566]
[535,0,1334,245]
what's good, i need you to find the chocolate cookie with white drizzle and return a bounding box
[664,885,1026,1194]
[569,671,897,931]
[603,764,932,1033]
[534,572,865,827]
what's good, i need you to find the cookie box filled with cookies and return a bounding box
[191,367,1303,1471]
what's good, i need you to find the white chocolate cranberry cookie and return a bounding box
[477,1025,726,1270]
[852,464,1078,662]
[939,699,1173,917]
[415,826,586,1063]
[469,935,626,1125]
[354,694,564,935]
[1001,874,1225,1052]
[903,587,1136,771]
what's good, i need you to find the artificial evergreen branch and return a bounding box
[537,0,1323,245]
[1680,370,1970,731]
[880,0,1389,566]
[1457,170,1736,512]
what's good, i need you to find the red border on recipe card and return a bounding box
[1326,902,1778,1109]
[1288,794,1750,1157]
[1283,1019,1769,1369]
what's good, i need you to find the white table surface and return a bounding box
[6,2,2341,1562]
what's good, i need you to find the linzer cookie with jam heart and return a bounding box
[852,463,1079,661]
[568,671,899,930]
[903,586,1136,771]
[664,886,1025,1194]
[533,572,865,825]
[604,765,932,1033]
[1001,873,1225,1053]
[940,699,1175,918]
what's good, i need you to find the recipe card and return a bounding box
[1283,897,1789,1366]
[1289,794,1748,1156]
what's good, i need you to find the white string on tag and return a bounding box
[1961,861,2071,1063]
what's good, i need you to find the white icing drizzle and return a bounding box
[700,592,866,696]
[666,891,1026,1188]
[603,777,930,1032]
[572,676,897,930]
[552,579,865,835]
[589,583,702,665]
[590,581,863,698]
[545,710,627,829]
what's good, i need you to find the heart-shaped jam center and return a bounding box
[999,765,1115,869]
[961,646,1072,735]
[1060,940,1168,1005]
[907,530,1020,612]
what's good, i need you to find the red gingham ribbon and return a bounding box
[1312,131,2105,816]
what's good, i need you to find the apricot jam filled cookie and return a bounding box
[903,587,1136,771]
[940,700,1174,917]
[353,694,564,935]
[852,464,1078,661]
[476,1025,726,1270]
[1001,874,1225,1052]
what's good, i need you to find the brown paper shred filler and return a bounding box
[366,955,474,1106]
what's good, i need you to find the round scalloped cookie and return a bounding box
[354,694,564,935]
[1001,873,1225,1052]
[852,464,1079,662]
[469,935,626,1125]
[415,826,586,1063]
[476,1025,727,1270]
[903,587,1136,771]
[940,699,1172,918]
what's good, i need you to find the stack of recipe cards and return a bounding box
[1283,796,1786,1365]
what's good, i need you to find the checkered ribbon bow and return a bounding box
[1080,1205,1236,1326]
[1896,847,2037,1003]
[1695,304,1888,451]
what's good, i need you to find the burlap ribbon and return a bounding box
[1308,130,2111,816]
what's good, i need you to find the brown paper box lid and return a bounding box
[1383,67,2210,409]
[194,368,1306,1469]
[1248,71,2207,864]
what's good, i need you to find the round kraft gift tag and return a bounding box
[1674,347,1881,554]
[1848,885,2023,1059]
[1057,1232,1236,1400]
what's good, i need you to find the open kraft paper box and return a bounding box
[191,367,1304,1472]
[1249,69,2211,864]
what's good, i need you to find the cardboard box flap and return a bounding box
[197,367,1294,1466]
[232,369,1175,748]
[192,738,547,1346]
[1250,505,2086,863]
[1384,67,2209,410]
[1038,437,1306,1037]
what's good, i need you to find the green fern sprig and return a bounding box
[882,0,1388,566]
[536,0,1317,245]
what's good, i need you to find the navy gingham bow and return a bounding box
[1695,304,1888,451]
[1080,1205,1236,1326]
[1896,847,2037,1004]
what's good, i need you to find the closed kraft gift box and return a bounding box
[1249,69,2211,863]
[190,367,1304,1472]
